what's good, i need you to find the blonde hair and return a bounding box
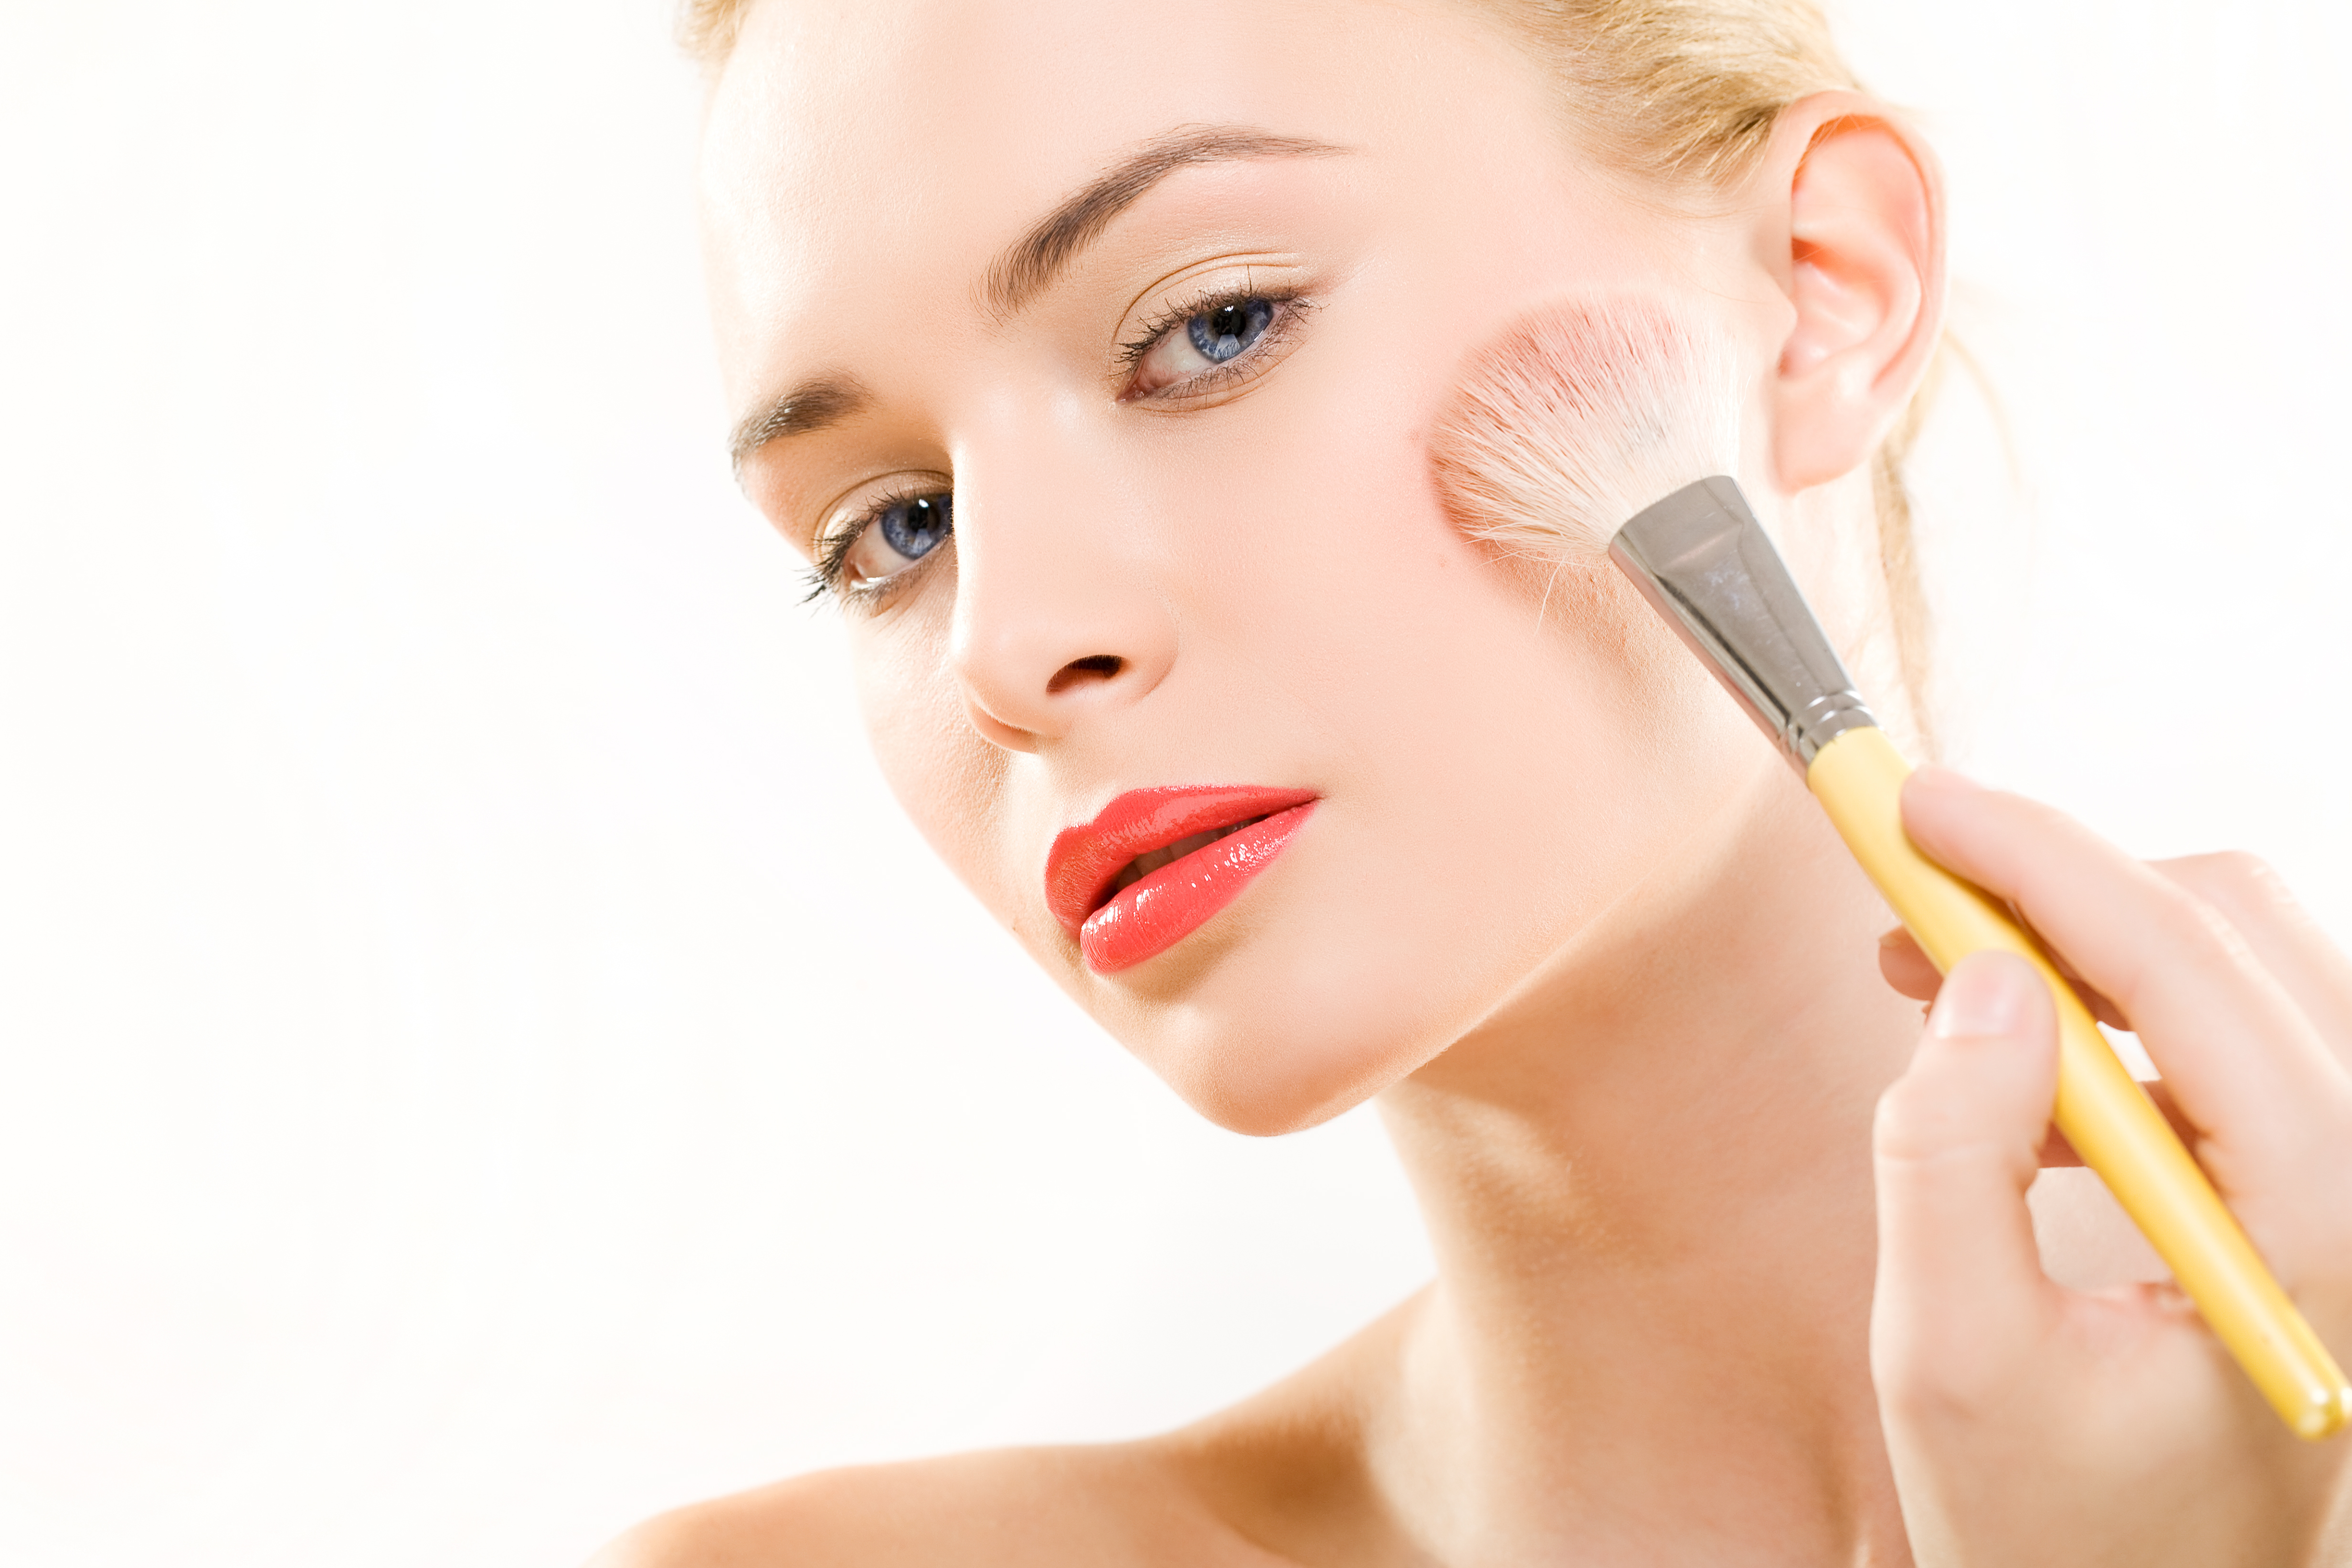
[1468,1,1938,747]
[679,0,1939,742]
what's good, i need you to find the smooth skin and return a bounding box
[599,0,2352,1561]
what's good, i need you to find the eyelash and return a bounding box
[1116,284,1310,401]
[803,479,944,606]
[803,285,1312,605]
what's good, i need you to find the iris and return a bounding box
[1186,297,1274,364]
[878,494,951,561]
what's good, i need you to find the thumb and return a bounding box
[1872,950,2065,1401]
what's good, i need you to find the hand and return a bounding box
[1868,768,2352,1568]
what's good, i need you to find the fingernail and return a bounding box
[1929,952,2040,1039]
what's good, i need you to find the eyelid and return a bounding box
[1115,286,1311,406]
[1111,252,1314,389]
[803,473,954,607]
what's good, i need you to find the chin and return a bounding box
[1088,759,1786,1137]
[1064,870,1536,1138]
[1128,980,1446,1138]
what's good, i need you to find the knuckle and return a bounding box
[2140,875,2254,966]
[1871,1330,2013,1427]
[1874,1071,2047,1191]
[1873,1074,1948,1161]
[1873,1080,1995,1167]
[2169,848,2304,921]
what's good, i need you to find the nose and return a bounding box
[947,437,1176,754]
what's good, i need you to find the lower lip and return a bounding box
[1079,803,1318,975]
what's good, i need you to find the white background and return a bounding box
[1,2,2346,1563]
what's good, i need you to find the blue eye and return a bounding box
[1121,290,1303,402]
[1186,297,1274,364]
[877,493,951,560]
[826,489,953,595]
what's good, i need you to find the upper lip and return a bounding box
[1045,784,1320,934]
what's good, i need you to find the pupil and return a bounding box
[1186,297,1272,365]
[878,494,950,560]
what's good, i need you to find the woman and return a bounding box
[601,0,2352,1560]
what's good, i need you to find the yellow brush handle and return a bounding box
[1808,725,2349,1441]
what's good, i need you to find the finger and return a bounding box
[1878,926,1941,1001]
[2154,852,2352,1068]
[1874,950,2065,1393]
[1880,923,2131,1030]
[2011,923,2132,1031]
[1898,769,2350,1178]
[1875,929,2101,1148]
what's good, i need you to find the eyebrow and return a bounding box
[729,374,866,473]
[981,123,1347,319]
[728,123,1346,471]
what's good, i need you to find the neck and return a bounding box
[1370,754,1923,1565]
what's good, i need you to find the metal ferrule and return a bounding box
[1607,476,1878,769]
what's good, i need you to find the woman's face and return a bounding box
[704,0,1785,1132]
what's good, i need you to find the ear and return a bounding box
[1751,92,1946,492]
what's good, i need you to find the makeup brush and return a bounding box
[1430,297,2350,1441]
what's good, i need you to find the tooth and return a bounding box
[1103,814,1274,901]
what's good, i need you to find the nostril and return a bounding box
[1046,654,1125,695]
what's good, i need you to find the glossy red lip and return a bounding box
[1046,785,1319,974]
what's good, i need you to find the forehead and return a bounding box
[696,0,1537,398]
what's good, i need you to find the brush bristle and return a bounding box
[1430,298,1742,565]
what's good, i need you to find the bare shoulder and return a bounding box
[584,1293,1426,1568]
[582,1443,1280,1568]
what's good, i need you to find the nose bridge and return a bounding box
[948,413,1175,747]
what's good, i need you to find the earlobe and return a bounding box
[1759,94,1946,493]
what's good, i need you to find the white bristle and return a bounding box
[1430,298,1742,563]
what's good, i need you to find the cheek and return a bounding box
[1113,387,1756,1111]
[849,602,1019,922]
[1356,553,1745,909]
[1529,557,1741,749]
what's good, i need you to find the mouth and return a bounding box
[1045,785,1320,974]
[1110,815,1270,892]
